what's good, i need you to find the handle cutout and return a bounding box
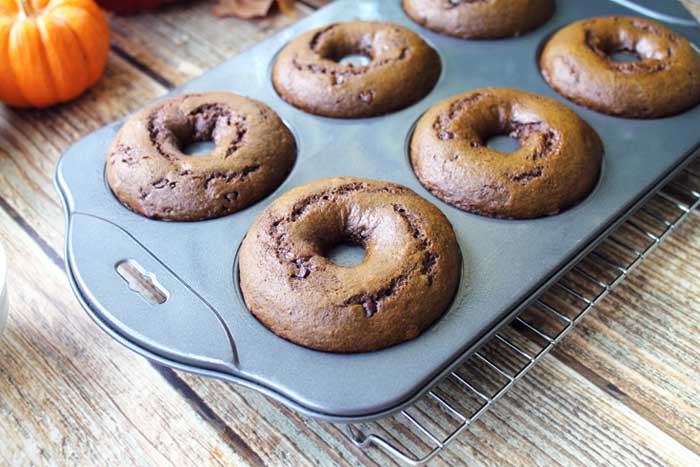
[116,259,169,305]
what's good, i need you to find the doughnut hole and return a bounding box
[315,34,374,66]
[585,26,671,63]
[442,98,555,160]
[287,206,371,269]
[151,103,247,160]
[283,204,393,273]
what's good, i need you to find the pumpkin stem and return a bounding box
[16,0,33,19]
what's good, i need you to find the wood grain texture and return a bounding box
[0,1,699,465]
[0,208,251,466]
[552,213,700,455]
[0,53,167,253]
[685,0,700,16]
[109,1,313,86]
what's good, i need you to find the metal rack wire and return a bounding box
[341,157,700,465]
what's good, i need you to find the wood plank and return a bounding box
[108,0,314,86]
[0,52,167,252]
[451,355,699,466]
[175,357,700,465]
[331,348,699,466]
[0,208,257,466]
[551,214,700,455]
[682,0,700,17]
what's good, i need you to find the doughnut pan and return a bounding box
[55,0,700,422]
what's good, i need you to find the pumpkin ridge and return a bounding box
[9,18,57,106]
[36,15,68,102]
[59,15,90,80]
[42,14,90,101]
[49,3,106,27]
[0,19,29,106]
[51,5,108,83]
[50,10,92,90]
[34,15,61,104]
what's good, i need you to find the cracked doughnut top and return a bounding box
[540,16,700,118]
[238,177,461,353]
[403,0,555,40]
[106,92,296,221]
[410,88,603,219]
[271,21,441,118]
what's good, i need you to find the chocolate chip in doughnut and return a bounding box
[239,177,461,353]
[410,88,603,219]
[272,21,441,118]
[107,92,296,221]
[540,16,700,118]
[403,0,555,40]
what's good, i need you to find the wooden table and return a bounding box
[1,1,699,465]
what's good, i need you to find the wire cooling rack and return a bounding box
[340,156,700,465]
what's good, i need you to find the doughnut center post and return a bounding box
[326,242,366,267]
[175,104,243,158]
[320,38,373,66]
[608,49,641,63]
[337,54,371,66]
[320,224,368,267]
[476,108,524,154]
[182,140,216,156]
[486,134,521,154]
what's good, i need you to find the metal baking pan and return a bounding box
[55,0,700,422]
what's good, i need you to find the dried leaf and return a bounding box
[213,0,275,18]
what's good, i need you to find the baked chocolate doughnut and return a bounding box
[403,0,555,39]
[410,88,603,219]
[239,177,461,353]
[107,92,296,221]
[272,21,441,118]
[540,16,700,118]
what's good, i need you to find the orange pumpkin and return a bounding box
[0,0,110,108]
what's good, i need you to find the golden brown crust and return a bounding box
[540,16,700,118]
[410,88,603,219]
[403,0,555,39]
[239,177,461,353]
[272,21,441,118]
[106,92,296,221]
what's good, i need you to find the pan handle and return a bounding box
[66,213,239,374]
